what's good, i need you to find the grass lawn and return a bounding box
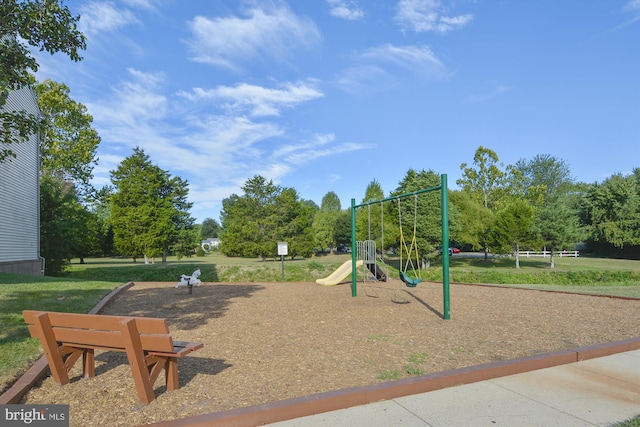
[1,252,638,394]
[615,416,640,427]
[0,274,117,391]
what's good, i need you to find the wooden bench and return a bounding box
[23,310,204,404]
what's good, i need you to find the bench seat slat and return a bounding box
[148,341,204,358]
[27,325,176,353]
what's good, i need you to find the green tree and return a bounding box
[219,194,243,256]
[35,79,100,193]
[220,176,313,260]
[277,189,314,259]
[34,79,101,267]
[448,190,493,252]
[165,175,196,260]
[220,176,281,260]
[583,170,640,257]
[110,148,194,263]
[391,169,442,261]
[200,217,221,239]
[355,180,383,242]
[457,146,508,259]
[333,210,352,249]
[534,200,581,268]
[513,154,574,204]
[312,191,342,254]
[1,0,85,161]
[39,173,84,274]
[513,154,581,267]
[489,199,537,268]
[457,146,507,210]
[172,227,199,260]
[86,186,115,256]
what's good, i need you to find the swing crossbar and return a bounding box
[349,174,451,320]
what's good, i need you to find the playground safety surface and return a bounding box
[5,280,640,426]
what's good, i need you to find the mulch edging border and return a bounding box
[141,337,640,427]
[2,281,639,426]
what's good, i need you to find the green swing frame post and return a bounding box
[350,173,451,320]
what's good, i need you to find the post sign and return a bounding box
[277,242,288,256]
[277,242,288,282]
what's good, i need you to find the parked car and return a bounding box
[438,246,461,255]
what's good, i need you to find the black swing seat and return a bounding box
[400,271,422,287]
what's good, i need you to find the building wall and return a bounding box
[0,86,42,275]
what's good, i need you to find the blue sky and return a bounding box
[36,0,640,223]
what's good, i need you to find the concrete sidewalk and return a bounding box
[267,350,640,427]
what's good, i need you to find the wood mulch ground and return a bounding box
[21,280,640,427]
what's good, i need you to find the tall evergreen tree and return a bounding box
[220,175,313,260]
[110,147,194,263]
[534,200,581,268]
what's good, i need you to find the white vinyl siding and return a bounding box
[0,87,40,263]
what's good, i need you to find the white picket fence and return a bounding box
[517,250,579,258]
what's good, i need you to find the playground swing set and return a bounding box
[349,174,451,320]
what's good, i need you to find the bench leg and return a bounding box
[166,358,179,391]
[34,313,69,385]
[83,349,95,378]
[120,319,155,404]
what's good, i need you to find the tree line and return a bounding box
[219,154,640,268]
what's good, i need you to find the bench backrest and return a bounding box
[23,310,175,353]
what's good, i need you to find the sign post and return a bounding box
[277,242,288,282]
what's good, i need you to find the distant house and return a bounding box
[201,238,221,251]
[0,86,43,275]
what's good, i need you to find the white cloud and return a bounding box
[623,0,640,23]
[335,44,448,92]
[467,82,513,103]
[78,1,139,36]
[604,0,640,33]
[273,133,372,165]
[360,44,443,70]
[272,133,335,159]
[327,0,364,20]
[180,81,324,117]
[88,68,167,129]
[394,0,472,34]
[186,3,321,70]
[624,0,640,12]
[334,65,389,93]
[121,0,161,10]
